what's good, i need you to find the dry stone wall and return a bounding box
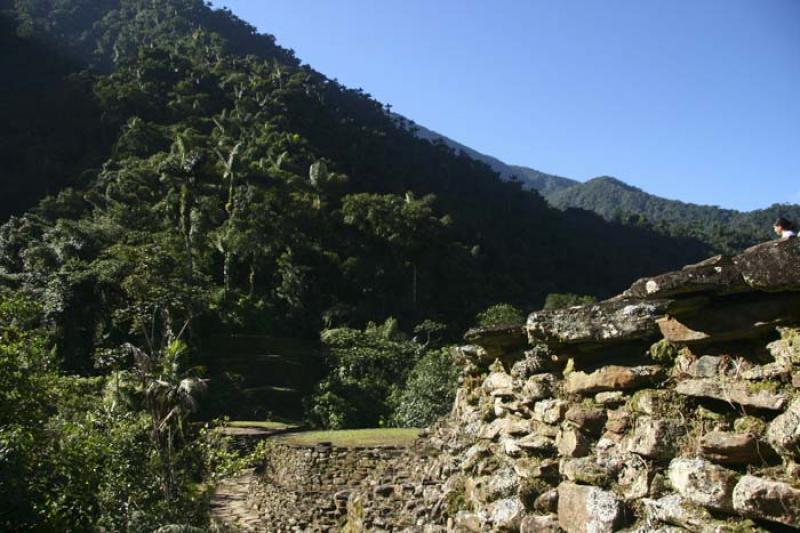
[248,440,442,532]
[414,238,800,532]
[252,239,800,532]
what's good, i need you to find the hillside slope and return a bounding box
[405,118,576,193]
[0,0,708,374]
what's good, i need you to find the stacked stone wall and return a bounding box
[248,441,440,532]
[252,239,800,532]
[419,239,800,532]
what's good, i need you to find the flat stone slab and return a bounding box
[565,365,664,395]
[625,254,746,300]
[527,299,669,347]
[675,378,787,411]
[464,323,527,356]
[625,238,800,299]
[656,292,800,345]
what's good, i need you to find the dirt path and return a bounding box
[210,470,263,532]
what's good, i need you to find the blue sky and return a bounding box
[217,0,799,211]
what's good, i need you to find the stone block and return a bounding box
[557,482,624,533]
[565,365,664,395]
[667,458,738,511]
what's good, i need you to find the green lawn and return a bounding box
[227,420,300,431]
[277,428,421,447]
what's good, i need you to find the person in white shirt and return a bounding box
[773,216,797,239]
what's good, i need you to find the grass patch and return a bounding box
[227,420,300,431]
[278,428,421,447]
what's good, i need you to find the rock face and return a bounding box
[268,238,800,533]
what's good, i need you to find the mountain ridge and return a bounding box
[414,126,800,252]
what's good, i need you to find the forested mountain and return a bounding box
[546,176,800,253]
[508,165,578,195]
[0,0,714,374]
[405,122,798,254]
[405,118,577,193]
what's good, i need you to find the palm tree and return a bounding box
[123,319,207,504]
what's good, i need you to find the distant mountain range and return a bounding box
[411,121,800,253]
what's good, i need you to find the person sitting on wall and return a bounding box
[773,216,797,239]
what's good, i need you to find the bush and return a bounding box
[390,348,458,427]
[309,318,422,429]
[474,303,525,327]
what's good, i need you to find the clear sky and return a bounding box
[217,0,799,211]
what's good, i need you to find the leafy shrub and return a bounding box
[390,348,458,427]
[475,303,525,327]
[309,318,422,429]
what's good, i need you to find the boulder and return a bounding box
[733,238,800,292]
[699,431,767,464]
[483,467,519,501]
[667,458,738,511]
[595,391,626,405]
[565,365,664,395]
[629,389,679,416]
[557,482,624,533]
[527,299,669,347]
[675,378,787,411]
[625,254,745,300]
[479,416,531,440]
[766,397,800,459]
[732,475,800,527]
